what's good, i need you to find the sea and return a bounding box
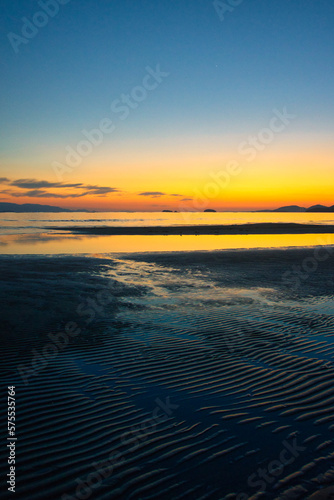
[0,211,334,254]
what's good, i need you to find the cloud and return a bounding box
[10,179,83,189]
[10,188,118,199]
[139,192,166,197]
[138,192,184,198]
[84,185,118,195]
[1,177,119,199]
[181,198,192,201]
[10,190,83,199]
[2,177,183,202]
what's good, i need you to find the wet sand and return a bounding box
[1,247,334,499]
[49,222,334,236]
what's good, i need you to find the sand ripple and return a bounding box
[0,250,334,499]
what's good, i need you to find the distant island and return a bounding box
[259,204,334,213]
[0,203,87,213]
[163,209,217,213]
[1,202,333,214]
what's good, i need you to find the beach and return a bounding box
[1,246,334,499]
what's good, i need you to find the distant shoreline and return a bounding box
[49,222,334,236]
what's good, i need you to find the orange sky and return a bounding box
[1,134,333,211]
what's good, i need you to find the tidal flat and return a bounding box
[1,247,334,499]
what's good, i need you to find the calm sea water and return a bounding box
[0,212,333,254]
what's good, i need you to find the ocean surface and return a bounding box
[1,212,334,254]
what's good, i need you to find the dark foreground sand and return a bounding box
[1,247,334,499]
[50,222,334,235]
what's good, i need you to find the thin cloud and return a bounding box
[11,179,83,189]
[1,177,120,199]
[138,192,184,198]
[10,190,83,199]
[139,192,166,197]
[10,189,118,199]
[83,186,118,195]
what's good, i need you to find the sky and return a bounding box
[1,0,334,211]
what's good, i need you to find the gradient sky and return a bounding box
[1,0,334,211]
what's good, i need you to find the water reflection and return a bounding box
[0,232,333,254]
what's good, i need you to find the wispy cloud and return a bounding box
[84,186,118,195]
[139,192,166,197]
[0,178,184,202]
[10,179,83,189]
[0,178,119,199]
[138,192,184,198]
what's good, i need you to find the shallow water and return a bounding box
[1,212,334,255]
[1,232,334,254]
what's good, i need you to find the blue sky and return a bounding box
[2,0,334,135]
[1,0,334,209]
